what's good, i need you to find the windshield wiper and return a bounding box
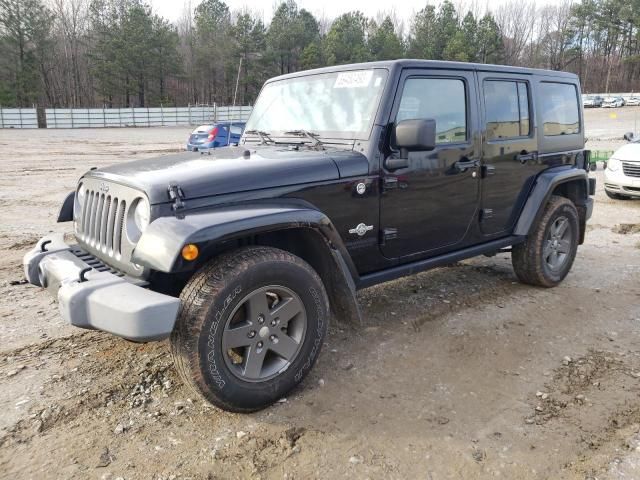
[244,129,274,145]
[284,129,324,148]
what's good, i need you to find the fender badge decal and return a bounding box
[349,223,374,237]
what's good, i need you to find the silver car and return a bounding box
[602,96,625,108]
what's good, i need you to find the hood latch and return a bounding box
[168,183,185,213]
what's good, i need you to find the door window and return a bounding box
[484,80,530,140]
[230,125,243,135]
[396,78,467,144]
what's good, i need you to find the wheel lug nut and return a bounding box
[258,315,265,324]
[270,319,277,326]
[248,330,256,338]
[269,334,276,341]
[257,341,263,348]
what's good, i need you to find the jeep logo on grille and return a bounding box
[99,182,109,193]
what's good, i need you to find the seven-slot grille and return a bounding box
[622,162,640,178]
[78,190,126,257]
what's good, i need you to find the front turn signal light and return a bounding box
[182,244,199,261]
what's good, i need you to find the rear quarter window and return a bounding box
[540,82,580,136]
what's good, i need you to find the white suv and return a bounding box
[605,133,640,199]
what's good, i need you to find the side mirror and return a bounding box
[394,119,436,157]
[623,131,634,142]
[384,119,437,171]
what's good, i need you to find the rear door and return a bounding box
[379,69,481,259]
[478,73,542,235]
[229,124,244,144]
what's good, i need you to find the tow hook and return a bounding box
[79,267,92,283]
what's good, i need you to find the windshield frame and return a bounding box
[244,67,390,142]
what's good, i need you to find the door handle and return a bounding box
[453,158,479,172]
[516,151,538,164]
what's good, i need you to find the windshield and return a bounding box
[245,69,388,139]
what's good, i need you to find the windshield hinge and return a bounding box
[168,183,185,212]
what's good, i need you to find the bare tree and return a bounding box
[493,0,536,66]
[50,0,89,106]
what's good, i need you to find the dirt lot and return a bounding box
[0,108,639,480]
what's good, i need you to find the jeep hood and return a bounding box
[86,146,368,204]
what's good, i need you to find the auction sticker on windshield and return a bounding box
[334,70,373,89]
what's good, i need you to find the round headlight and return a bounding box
[607,158,621,171]
[134,197,150,231]
[126,197,150,243]
[74,183,85,221]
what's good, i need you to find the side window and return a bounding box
[540,82,580,136]
[230,125,243,135]
[484,80,530,140]
[396,77,467,144]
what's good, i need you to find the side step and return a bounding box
[356,236,524,289]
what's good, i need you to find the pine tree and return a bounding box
[0,0,53,106]
[368,17,404,60]
[477,13,503,64]
[324,11,369,65]
[408,5,437,59]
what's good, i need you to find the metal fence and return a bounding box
[0,105,251,129]
[0,108,38,129]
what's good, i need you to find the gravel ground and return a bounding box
[0,109,639,479]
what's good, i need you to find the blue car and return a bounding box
[186,122,246,151]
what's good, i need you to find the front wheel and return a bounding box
[512,195,579,287]
[170,246,329,412]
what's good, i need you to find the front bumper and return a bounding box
[186,142,215,151]
[23,235,180,342]
[604,168,640,197]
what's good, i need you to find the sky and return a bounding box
[150,0,558,25]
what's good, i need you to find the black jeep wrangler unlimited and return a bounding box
[24,60,594,412]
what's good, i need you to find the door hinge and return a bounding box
[482,165,496,178]
[168,183,186,212]
[480,208,494,220]
[382,176,399,190]
[380,227,398,245]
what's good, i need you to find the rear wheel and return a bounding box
[512,195,579,287]
[170,246,329,412]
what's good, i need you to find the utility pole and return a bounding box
[228,56,243,146]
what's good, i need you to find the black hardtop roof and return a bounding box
[268,59,578,83]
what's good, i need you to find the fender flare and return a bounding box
[57,191,75,223]
[514,168,589,236]
[132,201,362,325]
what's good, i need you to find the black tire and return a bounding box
[170,246,329,412]
[512,195,579,287]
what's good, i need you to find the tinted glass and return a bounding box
[484,80,519,140]
[396,78,466,144]
[540,82,580,136]
[245,69,388,138]
[229,125,243,135]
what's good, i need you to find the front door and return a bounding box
[477,73,541,235]
[379,69,480,259]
